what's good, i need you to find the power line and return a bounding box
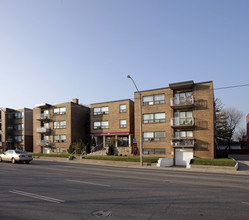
[214,83,249,90]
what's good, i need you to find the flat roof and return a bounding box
[91,99,134,106]
[134,80,213,93]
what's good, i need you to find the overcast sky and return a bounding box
[0,0,248,127]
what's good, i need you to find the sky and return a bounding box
[0,0,248,128]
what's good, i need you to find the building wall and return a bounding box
[193,82,215,158]
[33,100,90,154]
[91,99,134,135]
[1,108,33,151]
[134,81,215,159]
[71,102,90,144]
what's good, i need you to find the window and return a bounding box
[14,112,24,119]
[173,111,193,125]
[143,94,165,105]
[143,148,165,155]
[14,135,23,142]
[7,114,14,120]
[120,120,127,128]
[143,113,165,123]
[93,107,109,115]
[7,136,14,141]
[7,125,14,130]
[120,104,126,113]
[43,123,50,128]
[53,135,66,143]
[173,92,193,105]
[53,107,66,115]
[54,121,66,129]
[174,131,193,139]
[14,124,24,131]
[143,131,165,142]
[143,96,153,105]
[118,136,129,146]
[143,114,153,123]
[93,121,109,129]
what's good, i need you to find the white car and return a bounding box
[0,150,33,164]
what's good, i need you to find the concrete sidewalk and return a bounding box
[34,156,249,176]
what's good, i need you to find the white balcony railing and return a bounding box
[171,117,194,126]
[170,96,194,107]
[171,139,194,147]
[36,140,51,146]
[36,113,51,120]
[36,127,51,133]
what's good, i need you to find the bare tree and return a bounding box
[223,108,243,150]
[234,128,247,140]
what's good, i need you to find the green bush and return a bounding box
[106,146,114,155]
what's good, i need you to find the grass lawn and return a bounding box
[190,158,236,167]
[33,153,160,163]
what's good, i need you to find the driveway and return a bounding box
[238,161,249,171]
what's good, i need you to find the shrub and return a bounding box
[107,145,114,155]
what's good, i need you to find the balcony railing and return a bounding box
[170,96,194,108]
[171,139,194,147]
[171,117,194,127]
[36,114,51,120]
[37,140,51,146]
[36,127,51,134]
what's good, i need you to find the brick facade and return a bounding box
[90,99,134,155]
[33,99,90,154]
[0,108,33,151]
[134,81,215,162]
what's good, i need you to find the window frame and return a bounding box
[93,121,109,129]
[143,131,166,142]
[53,107,66,115]
[120,119,127,128]
[93,106,109,115]
[143,94,165,106]
[119,104,127,113]
[143,112,166,124]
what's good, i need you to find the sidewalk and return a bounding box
[34,157,249,175]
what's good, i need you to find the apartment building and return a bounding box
[134,80,215,165]
[0,108,33,151]
[33,99,90,154]
[90,99,134,155]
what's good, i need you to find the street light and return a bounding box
[127,75,143,166]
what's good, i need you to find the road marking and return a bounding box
[66,179,111,187]
[242,202,249,205]
[9,190,65,204]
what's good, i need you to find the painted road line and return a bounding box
[9,190,65,203]
[242,202,249,205]
[66,179,111,187]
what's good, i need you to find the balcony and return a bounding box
[37,140,51,146]
[171,138,194,147]
[36,114,51,121]
[171,117,194,128]
[36,127,51,134]
[170,96,194,109]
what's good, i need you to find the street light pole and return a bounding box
[127,75,143,166]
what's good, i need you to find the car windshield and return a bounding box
[15,150,27,154]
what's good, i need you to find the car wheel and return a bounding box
[0,157,2,162]
[11,158,16,164]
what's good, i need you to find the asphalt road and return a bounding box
[1,160,249,220]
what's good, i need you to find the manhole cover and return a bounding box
[92,210,111,217]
